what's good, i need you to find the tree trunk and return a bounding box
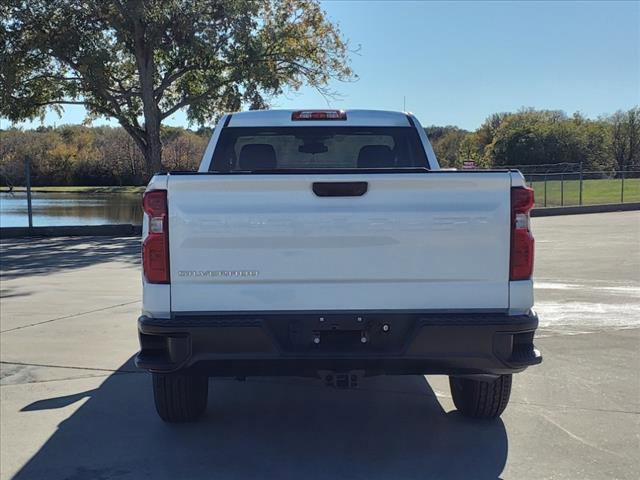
[143,128,163,175]
[139,65,163,176]
[132,7,163,176]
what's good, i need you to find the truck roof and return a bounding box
[226,109,413,127]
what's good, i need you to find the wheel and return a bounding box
[449,374,512,419]
[152,372,208,422]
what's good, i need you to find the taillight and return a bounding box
[510,186,535,280]
[291,110,347,121]
[142,190,169,284]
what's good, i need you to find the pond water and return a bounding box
[0,192,143,227]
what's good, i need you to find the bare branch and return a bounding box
[26,74,83,83]
[161,93,208,119]
[154,65,196,100]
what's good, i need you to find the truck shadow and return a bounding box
[14,358,508,480]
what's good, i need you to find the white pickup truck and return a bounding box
[136,109,541,422]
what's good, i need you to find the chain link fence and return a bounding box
[523,170,639,207]
[501,163,640,207]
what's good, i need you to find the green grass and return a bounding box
[528,177,640,207]
[0,185,145,194]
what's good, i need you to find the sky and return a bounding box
[3,0,639,131]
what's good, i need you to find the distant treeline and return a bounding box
[0,107,638,186]
[0,126,210,187]
[426,107,639,172]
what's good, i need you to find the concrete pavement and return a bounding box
[1,212,639,479]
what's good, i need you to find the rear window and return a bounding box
[209,127,428,172]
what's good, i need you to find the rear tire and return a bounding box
[449,374,512,419]
[152,373,208,422]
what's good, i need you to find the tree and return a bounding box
[484,109,589,169]
[458,132,489,167]
[162,128,208,171]
[609,108,640,171]
[424,126,469,168]
[576,118,612,171]
[1,0,354,175]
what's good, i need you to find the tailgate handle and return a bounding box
[312,182,368,197]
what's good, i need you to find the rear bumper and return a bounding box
[136,310,542,376]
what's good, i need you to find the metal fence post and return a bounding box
[24,156,33,228]
[560,173,564,206]
[544,175,547,207]
[579,162,583,205]
[621,170,625,203]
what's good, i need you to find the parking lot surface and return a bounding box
[1,212,639,479]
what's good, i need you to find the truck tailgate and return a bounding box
[167,172,511,312]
